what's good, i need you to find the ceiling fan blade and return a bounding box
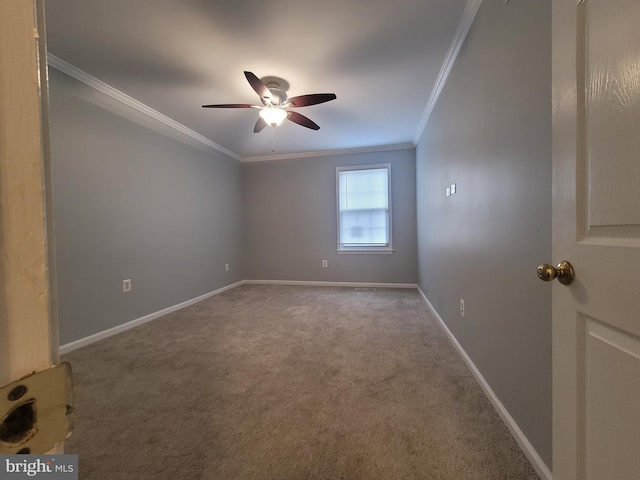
[244,71,273,103]
[286,111,320,130]
[286,93,337,108]
[202,103,256,108]
[254,117,268,133]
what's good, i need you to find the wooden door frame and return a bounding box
[0,0,58,385]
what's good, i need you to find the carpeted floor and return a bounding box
[63,284,539,479]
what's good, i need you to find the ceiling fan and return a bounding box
[202,71,336,133]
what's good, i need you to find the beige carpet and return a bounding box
[63,284,539,479]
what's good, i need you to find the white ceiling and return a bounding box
[45,0,470,160]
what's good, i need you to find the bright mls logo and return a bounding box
[0,455,77,479]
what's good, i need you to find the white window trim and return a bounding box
[336,163,394,254]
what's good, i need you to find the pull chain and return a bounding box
[271,126,277,154]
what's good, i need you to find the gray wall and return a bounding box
[244,150,417,284]
[49,69,245,345]
[416,0,552,467]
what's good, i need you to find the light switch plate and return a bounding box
[450,183,456,194]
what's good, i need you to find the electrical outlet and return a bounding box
[322,260,328,268]
[460,298,465,317]
[123,279,132,293]
[225,263,229,272]
[446,186,451,197]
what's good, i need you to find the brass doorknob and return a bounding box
[537,260,575,285]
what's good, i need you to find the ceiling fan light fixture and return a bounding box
[259,107,287,127]
[202,72,336,133]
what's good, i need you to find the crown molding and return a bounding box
[47,54,242,162]
[242,142,415,163]
[413,0,483,144]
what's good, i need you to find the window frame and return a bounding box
[336,163,393,254]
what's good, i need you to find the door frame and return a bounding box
[0,0,58,394]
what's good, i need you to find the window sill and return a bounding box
[337,248,394,255]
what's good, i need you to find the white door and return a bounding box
[551,1,640,479]
[0,0,62,452]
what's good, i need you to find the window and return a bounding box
[337,164,392,253]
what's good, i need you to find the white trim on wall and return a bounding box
[416,287,552,480]
[243,143,415,163]
[413,0,483,144]
[47,54,243,162]
[244,280,417,289]
[59,281,245,355]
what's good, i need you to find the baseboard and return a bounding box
[244,279,417,289]
[416,287,552,480]
[59,281,246,355]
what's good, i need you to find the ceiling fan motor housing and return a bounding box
[265,82,287,105]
